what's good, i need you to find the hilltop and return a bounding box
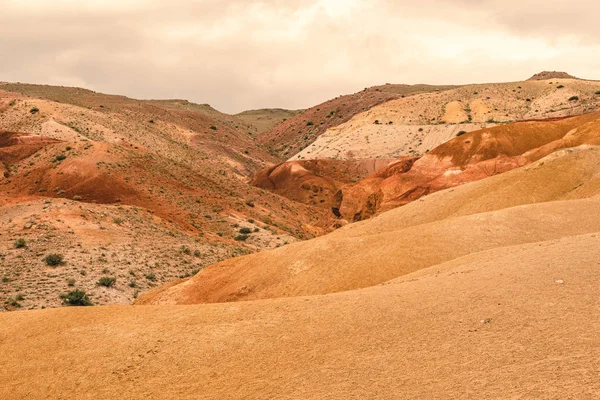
[527,70,579,80]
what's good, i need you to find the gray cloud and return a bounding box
[0,0,598,113]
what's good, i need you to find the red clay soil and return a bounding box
[0,130,329,237]
[0,131,58,166]
[261,111,600,222]
[251,158,395,210]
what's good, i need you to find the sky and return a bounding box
[1,0,598,113]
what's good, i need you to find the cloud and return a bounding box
[0,0,597,113]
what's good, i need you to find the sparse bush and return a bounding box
[5,297,22,308]
[30,107,39,114]
[145,273,156,281]
[569,96,579,101]
[239,227,252,234]
[14,238,26,248]
[210,125,218,130]
[61,290,92,306]
[235,234,249,241]
[456,131,467,137]
[54,154,66,162]
[67,279,76,287]
[180,245,191,255]
[595,91,600,95]
[97,276,117,287]
[306,121,314,126]
[44,253,64,266]
[245,199,255,207]
[557,85,565,89]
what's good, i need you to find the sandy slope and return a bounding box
[2,230,600,399]
[292,78,600,160]
[139,146,600,304]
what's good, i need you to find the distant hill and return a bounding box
[527,71,579,80]
[235,108,302,135]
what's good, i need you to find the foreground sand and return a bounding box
[2,231,600,399]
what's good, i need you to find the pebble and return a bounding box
[555,279,564,285]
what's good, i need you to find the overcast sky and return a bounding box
[1,0,598,113]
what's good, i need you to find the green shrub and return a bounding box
[145,273,156,281]
[97,276,117,287]
[61,290,92,306]
[239,227,252,234]
[44,253,64,266]
[235,234,249,241]
[569,96,579,101]
[14,238,26,248]
[210,125,217,130]
[30,107,39,114]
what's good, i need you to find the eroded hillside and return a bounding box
[292,77,600,160]
[0,85,334,310]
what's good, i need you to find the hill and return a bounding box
[258,83,456,159]
[0,84,333,310]
[291,76,600,161]
[527,70,579,80]
[235,108,302,135]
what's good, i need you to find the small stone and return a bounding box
[24,221,35,229]
[555,279,564,285]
